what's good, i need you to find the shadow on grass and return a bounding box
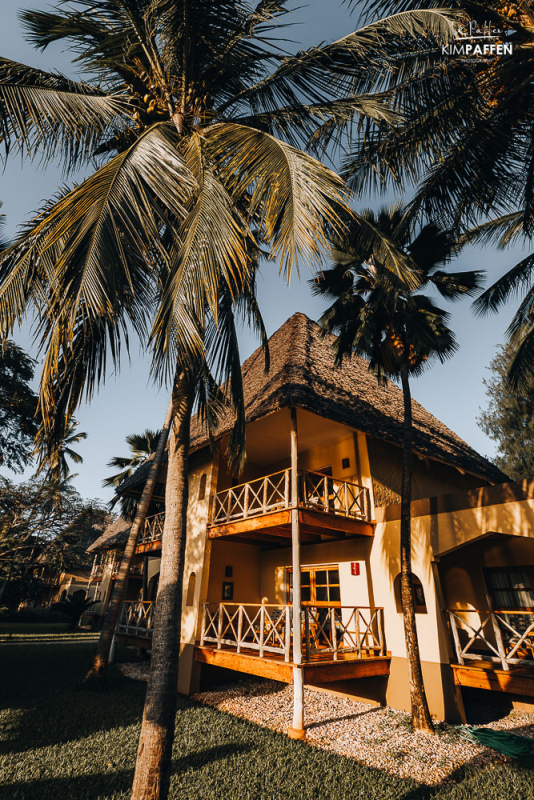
[0,642,147,754]
[0,743,253,800]
[4,643,534,800]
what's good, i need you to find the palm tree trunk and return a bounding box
[86,397,174,681]
[399,359,433,732]
[131,369,194,800]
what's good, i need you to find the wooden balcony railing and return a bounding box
[304,605,386,660]
[199,603,385,662]
[139,511,165,544]
[210,468,371,526]
[116,600,155,637]
[90,562,105,579]
[90,555,120,580]
[448,608,534,671]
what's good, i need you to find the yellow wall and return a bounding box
[258,538,373,608]
[440,535,534,612]
[206,540,262,604]
[370,487,534,718]
[177,448,218,694]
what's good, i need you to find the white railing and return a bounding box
[448,609,534,671]
[300,470,371,520]
[303,606,386,660]
[116,601,155,637]
[91,562,105,579]
[139,512,165,544]
[90,554,120,580]
[200,602,292,660]
[199,603,385,662]
[211,470,290,525]
[210,469,371,526]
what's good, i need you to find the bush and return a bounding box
[51,595,97,630]
[0,606,70,624]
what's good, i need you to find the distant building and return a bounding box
[35,507,110,607]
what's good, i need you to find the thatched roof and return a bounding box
[120,312,505,492]
[87,516,131,553]
[37,507,110,565]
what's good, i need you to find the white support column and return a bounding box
[288,407,305,741]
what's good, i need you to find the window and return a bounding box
[186,572,196,606]
[393,572,427,614]
[486,568,534,611]
[198,473,207,501]
[287,566,340,605]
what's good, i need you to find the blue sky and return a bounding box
[0,0,526,501]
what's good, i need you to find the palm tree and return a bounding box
[34,417,87,481]
[0,3,463,796]
[104,429,163,516]
[456,211,534,389]
[345,0,534,394]
[312,204,483,731]
[348,0,534,224]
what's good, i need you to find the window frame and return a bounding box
[484,566,534,612]
[286,564,341,607]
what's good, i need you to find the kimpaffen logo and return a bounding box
[442,19,514,57]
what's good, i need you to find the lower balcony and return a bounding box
[195,602,390,684]
[115,600,155,646]
[448,608,534,697]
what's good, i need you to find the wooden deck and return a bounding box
[134,538,162,555]
[207,468,374,546]
[195,644,390,684]
[114,631,152,649]
[208,508,374,546]
[452,661,534,697]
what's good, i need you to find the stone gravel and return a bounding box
[119,663,534,786]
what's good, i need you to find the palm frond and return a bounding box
[151,133,255,378]
[474,253,534,316]
[221,8,463,120]
[430,269,485,300]
[0,123,194,351]
[205,122,351,277]
[0,57,129,168]
[331,208,420,288]
[508,316,534,390]
[461,212,530,250]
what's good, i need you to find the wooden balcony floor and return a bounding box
[452,661,534,697]
[115,630,152,648]
[207,508,374,548]
[135,538,162,555]
[195,644,390,684]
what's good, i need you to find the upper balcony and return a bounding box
[136,511,165,553]
[132,469,374,554]
[208,468,374,546]
[90,554,120,581]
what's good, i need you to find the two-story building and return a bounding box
[89,313,534,723]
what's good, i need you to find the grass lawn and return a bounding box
[1,643,534,799]
[0,622,99,641]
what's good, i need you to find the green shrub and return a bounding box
[3,606,70,624]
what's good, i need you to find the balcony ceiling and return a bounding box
[244,408,353,465]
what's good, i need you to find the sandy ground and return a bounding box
[119,663,534,786]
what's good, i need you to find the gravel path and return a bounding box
[119,663,534,786]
